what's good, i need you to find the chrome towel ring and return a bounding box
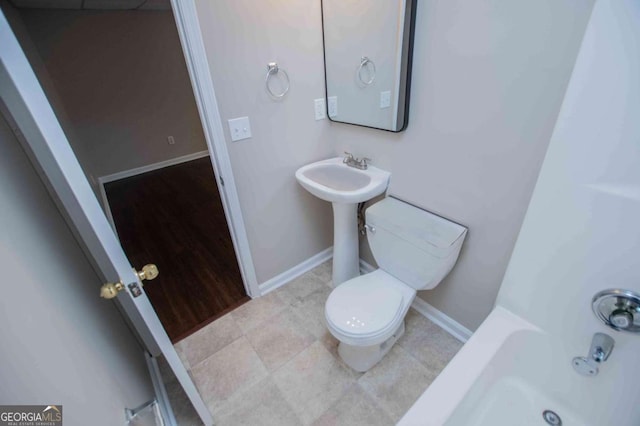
[357,56,376,86]
[265,62,290,99]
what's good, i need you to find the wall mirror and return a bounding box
[321,0,416,132]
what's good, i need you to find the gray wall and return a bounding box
[196,0,595,329]
[18,8,207,179]
[5,0,596,332]
[338,0,595,329]
[195,0,335,283]
[0,113,154,424]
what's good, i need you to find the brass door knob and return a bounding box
[100,265,158,300]
[100,281,125,299]
[137,264,159,281]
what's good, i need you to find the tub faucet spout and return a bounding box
[572,332,614,376]
[589,332,615,363]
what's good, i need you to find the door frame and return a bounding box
[170,1,260,298]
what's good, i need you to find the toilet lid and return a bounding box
[326,277,404,337]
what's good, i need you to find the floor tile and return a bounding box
[273,341,356,425]
[176,312,242,367]
[190,336,268,413]
[163,267,464,426]
[275,269,330,306]
[176,347,192,371]
[309,260,332,284]
[318,330,365,378]
[398,309,463,372]
[312,383,394,426]
[215,377,301,426]
[231,291,287,333]
[358,344,438,422]
[246,308,315,371]
[289,286,332,339]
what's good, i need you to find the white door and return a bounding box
[0,11,213,426]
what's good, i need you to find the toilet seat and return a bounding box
[325,269,416,346]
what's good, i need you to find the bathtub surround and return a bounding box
[497,0,640,420]
[193,0,596,331]
[498,0,640,352]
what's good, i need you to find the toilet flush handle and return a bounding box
[364,224,376,234]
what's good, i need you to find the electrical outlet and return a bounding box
[228,116,252,142]
[167,136,176,145]
[380,91,391,109]
[314,98,326,120]
[328,96,338,117]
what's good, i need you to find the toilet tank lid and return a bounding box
[366,197,467,251]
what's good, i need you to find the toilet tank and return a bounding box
[366,197,467,290]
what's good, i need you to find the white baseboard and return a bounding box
[99,150,210,184]
[359,259,473,343]
[259,247,333,295]
[410,297,473,343]
[259,255,473,342]
[359,258,376,274]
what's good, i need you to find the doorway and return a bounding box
[104,157,249,340]
[4,0,249,341]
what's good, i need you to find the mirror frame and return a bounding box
[320,0,417,133]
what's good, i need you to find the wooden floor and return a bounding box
[105,157,249,342]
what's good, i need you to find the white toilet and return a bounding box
[324,197,467,372]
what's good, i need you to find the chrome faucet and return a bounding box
[343,152,371,170]
[589,332,615,363]
[572,332,615,376]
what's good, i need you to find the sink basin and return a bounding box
[295,157,391,203]
[295,157,391,286]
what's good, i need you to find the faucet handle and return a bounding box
[344,151,354,159]
[358,157,371,169]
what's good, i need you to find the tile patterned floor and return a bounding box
[162,261,463,425]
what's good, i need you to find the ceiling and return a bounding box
[8,0,171,10]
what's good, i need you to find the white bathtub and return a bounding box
[399,307,637,426]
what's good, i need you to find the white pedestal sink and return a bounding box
[295,157,391,286]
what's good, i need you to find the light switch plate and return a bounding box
[380,91,391,109]
[228,116,252,141]
[314,98,326,120]
[328,96,338,118]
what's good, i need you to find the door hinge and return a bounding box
[220,176,225,186]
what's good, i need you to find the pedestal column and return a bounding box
[331,202,360,286]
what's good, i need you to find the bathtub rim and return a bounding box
[398,305,540,426]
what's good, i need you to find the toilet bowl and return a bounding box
[324,197,467,372]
